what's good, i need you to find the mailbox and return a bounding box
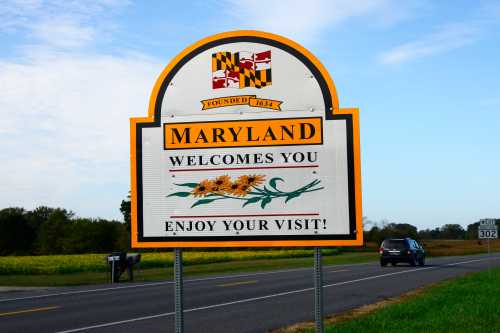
[106,252,141,283]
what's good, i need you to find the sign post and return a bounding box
[111,258,115,284]
[478,219,497,277]
[174,248,184,333]
[314,247,324,333]
[107,255,120,284]
[488,238,490,275]
[130,30,363,332]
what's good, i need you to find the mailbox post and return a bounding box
[107,252,126,283]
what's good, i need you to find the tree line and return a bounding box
[0,207,130,256]
[363,219,499,245]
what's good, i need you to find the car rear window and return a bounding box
[383,240,406,249]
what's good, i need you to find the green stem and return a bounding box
[252,180,323,198]
[302,187,324,193]
[210,194,255,201]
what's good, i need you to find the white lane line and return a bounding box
[56,312,176,332]
[0,261,382,303]
[326,269,350,273]
[324,257,500,288]
[54,257,499,333]
[56,286,314,333]
[0,281,172,303]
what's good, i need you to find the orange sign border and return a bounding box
[130,30,363,248]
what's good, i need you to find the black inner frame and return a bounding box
[135,36,358,243]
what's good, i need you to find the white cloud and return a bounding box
[32,17,95,48]
[0,1,158,218]
[0,0,128,49]
[0,53,162,216]
[222,0,415,43]
[379,23,480,65]
[0,0,42,31]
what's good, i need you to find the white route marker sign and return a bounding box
[479,219,498,239]
[130,31,363,248]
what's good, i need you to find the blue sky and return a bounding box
[1,0,499,230]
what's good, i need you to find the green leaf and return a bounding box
[261,197,272,209]
[167,192,192,197]
[269,177,284,191]
[285,192,300,203]
[191,198,219,208]
[242,196,262,207]
[174,183,199,188]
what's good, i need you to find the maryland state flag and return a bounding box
[212,50,272,89]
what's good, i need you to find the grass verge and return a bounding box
[271,267,500,333]
[0,252,377,287]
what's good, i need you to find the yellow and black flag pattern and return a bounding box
[212,52,240,72]
[211,50,272,89]
[239,67,272,89]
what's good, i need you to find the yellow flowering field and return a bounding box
[0,249,338,275]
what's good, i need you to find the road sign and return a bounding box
[130,31,363,248]
[480,218,496,226]
[478,226,498,239]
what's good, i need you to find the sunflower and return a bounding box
[227,182,250,197]
[191,179,211,197]
[236,174,265,188]
[211,175,231,192]
[208,175,231,194]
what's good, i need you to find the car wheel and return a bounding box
[418,257,425,266]
[380,260,387,267]
[391,262,397,266]
[410,256,417,266]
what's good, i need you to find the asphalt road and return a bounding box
[0,253,499,333]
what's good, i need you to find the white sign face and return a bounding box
[131,31,362,247]
[477,223,498,239]
[478,227,498,239]
[480,219,496,226]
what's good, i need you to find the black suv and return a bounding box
[379,238,425,267]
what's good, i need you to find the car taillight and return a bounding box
[379,247,384,254]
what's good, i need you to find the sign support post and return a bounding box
[487,237,491,277]
[478,218,497,278]
[174,248,184,333]
[314,247,324,333]
[111,260,115,284]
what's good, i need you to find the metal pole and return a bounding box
[111,260,115,284]
[314,247,324,333]
[174,248,184,333]
[487,238,491,277]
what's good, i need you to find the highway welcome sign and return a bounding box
[130,31,362,248]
